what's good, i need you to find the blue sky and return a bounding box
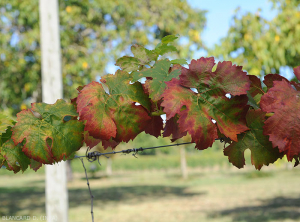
[185,0,294,79]
[187,0,277,48]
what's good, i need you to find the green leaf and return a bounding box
[224,109,283,170]
[0,114,14,134]
[161,35,179,44]
[115,56,141,72]
[12,99,84,164]
[131,44,158,64]
[101,70,151,111]
[154,45,178,56]
[0,139,30,173]
[132,59,181,101]
[247,91,260,109]
[0,126,13,147]
[171,59,188,65]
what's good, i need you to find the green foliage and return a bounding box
[211,0,300,78]
[0,0,206,114]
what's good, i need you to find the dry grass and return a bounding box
[1,166,300,222]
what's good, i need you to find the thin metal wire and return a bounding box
[80,158,94,222]
[75,142,194,159]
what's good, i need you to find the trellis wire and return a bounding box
[76,138,226,222]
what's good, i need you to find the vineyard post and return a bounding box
[39,0,68,221]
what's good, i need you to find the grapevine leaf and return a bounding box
[101,70,151,111]
[101,138,120,149]
[154,45,177,56]
[0,114,14,134]
[294,66,300,81]
[84,131,101,149]
[247,75,264,109]
[224,109,283,170]
[180,57,250,96]
[132,59,181,101]
[161,57,250,150]
[30,159,43,172]
[171,59,188,65]
[110,102,151,142]
[161,35,179,44]
[263,74,288,90]
[261,78,300,161]
[0,139,30,173]
[77,71,151,144]
[163,115,187,142]
[131,44,157,64]
[144,116,164,138]
[0,126,13,147]
[154,35,178,55]
[248,75,264,97]
[115,56,141,72]
[12,99,84,164]
[247,92,260,110]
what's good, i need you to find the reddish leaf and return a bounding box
[263,74,288,90]
[163,115,187,142]
[180,58,250,96]
[247,75,264,109]
[101,139,120,149]
[12,99,84,164]
[30,159,43,172]
[84,131,101,149]
[161,58,250,150]
[179,57,215,88]
[77,71,151,144]
[144,116,164,138]
[224,110,283,170]
[248,75,264,98]
[294,66,300,81]
[261,79,300,161]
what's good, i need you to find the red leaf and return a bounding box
[84,131,101,149]
[161,58,250,150]
[248,75,264,97]
[180,57,215,87]
[263,74,289,90]
[77,71,152,144]
[261,79,300,161]
[163,115,187,142]
[102,139,120,149]
[144,116,164,138]
[180,58,250,96]
[294,66,300,81]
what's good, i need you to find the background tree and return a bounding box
[0,0,206,114]
[210,0,300,79]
